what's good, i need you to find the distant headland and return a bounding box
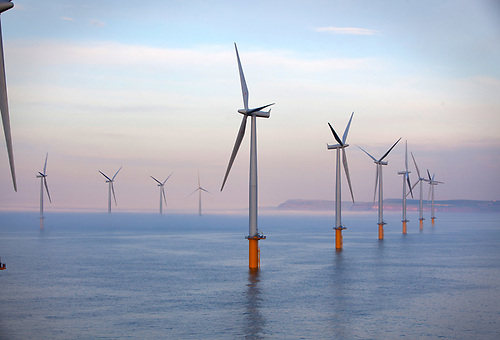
[277,199,500,213]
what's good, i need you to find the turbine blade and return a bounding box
[111,183,117,206]
[198,170,200,187]
[99,171,111,181]
[43,153,48,174]
[187,188,199,198]
[162,187,167,206]
[328,122,343,146]
[200,187,210,194]
[44,177,52,203]
[162,172,173,185]
[373,166,379,203]
[404,141,408,172]
[427,169,432,181]
[427,182,432,202]
[0,19,16,191]
[234,43,249,111]
[358,145,377,162]
[247,103,274,114]
[411,152,421,178]
[406,174,414,199]
[112,166,122,180]
[379,137,401,162]
[341,112,354,144]
[150,176,162,185]
[221,114,248,191]
[342,148,355,203]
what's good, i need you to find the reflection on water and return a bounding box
[244,269,264,339]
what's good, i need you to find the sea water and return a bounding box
[0,211,499,339]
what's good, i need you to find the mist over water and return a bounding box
[0,211,499,339]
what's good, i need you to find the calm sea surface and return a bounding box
[0,210,499,339]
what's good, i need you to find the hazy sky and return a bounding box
[0,0,499,213]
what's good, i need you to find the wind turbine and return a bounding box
[359,138,401,240]
[220,43,274,269]
[397,141,413,234]
[0,1,15,191]
[189,171,209,216]
[99,167,122,213]
[326,112,355,250]
[36,153,51,220]
[151,173,172,215]
[426,170,443,225]
[410,153,427,230]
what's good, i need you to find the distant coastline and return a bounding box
[277,199,500,213]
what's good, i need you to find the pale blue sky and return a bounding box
[0,0,499,212]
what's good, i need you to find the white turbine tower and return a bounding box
[221,43,274,269]
[189,171,209,216]
[397,141,413,234]
[0,1,15,191]
[151,173,172,215]
[99,167,122,213]
[36,153,51,220]
[326,112,355,250]
[359,138,401,239]
[426,170,443,224]
[410,152,427,229]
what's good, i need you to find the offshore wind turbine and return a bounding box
[426,170,443,224]
[221,43,274,269]
[99,167,122,213]
[0,1,16,191]
[326,112,355,250]
[36,153,51,220]
[397,141,413,234]
[151,173,172,215]
[189,171,209,216]
[359,138,401,240]
[410,153,427,229]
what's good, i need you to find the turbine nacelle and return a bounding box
[327,143,349,150]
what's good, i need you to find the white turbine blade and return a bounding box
[342,148,355,203]
[150,176,162,185]
[358,145,377,162]
[111,183,117,206]
[112,166,122,180]
[162,172,173,185]
[221,114,248,191]
[44,177,52,203]
[200,187,210,194]
[379,137,401,162]
[373,166,379,203]
[43,153,48,174]
[404,141,408,172]
[99,171,112,181]
[234,43,249,111]
[161,187,167,206]
[0,17,15,191]
[341,112,354,144]
[411,152,421,178]
[198,170,201,187]
[427,183,432,202]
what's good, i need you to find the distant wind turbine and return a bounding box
[36,153,51,220]
[151,173,172,215]
[189,171,209,216]
[410,152,426,229]
[397,141,413,234]
[426,170,443,224]
[359,138,401,239]
[326,112,355,250]
[99,167,122,213]
[220,43,274,269]
[0,1,16,191]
